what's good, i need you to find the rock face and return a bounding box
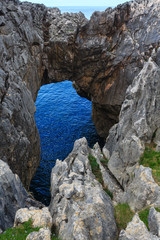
[0,159,44,231]
[14,207,52,240]
[119,214,159,240]
[14,207,52,229]
[49,137,118,240]
[0,159,28,231]
[0,0,87,188]
[148,207,160,237]
[102,58,160,210]
[1,0,160,188]
[26,228,51,240]
[1,0,160,236]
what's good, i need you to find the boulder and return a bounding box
[26,227,51,240]
[123,166,160,211]
[148,207,160,237]
[0,159,28,231]
[14,207,52,229]
[49,137,118,240]
[119,214,159,240]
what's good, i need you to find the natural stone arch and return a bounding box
[1,0,160,189]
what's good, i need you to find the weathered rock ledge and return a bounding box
[1,0,160,189]
[1,0,160,239]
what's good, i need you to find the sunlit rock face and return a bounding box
[44,0,160,137]
[1,0,160,187]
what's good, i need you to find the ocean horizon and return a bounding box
[54,6,110,19]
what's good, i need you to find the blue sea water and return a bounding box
[30,81,104,205]
[30,6,107,206]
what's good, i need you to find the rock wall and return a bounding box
[49,138,118,240]
[0,159,44,231]
[0,0,87,187]
[1,0,160,193]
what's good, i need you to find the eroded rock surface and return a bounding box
[1,0,160,188]
[0,159,28,231]
[49,137,118,240]
[14,207,52,229]
[26,228,51,240]
[0,0,87,187]
[102,58,160,210]
[148,207,160,237]
[0,159,44,231]
[119,214,159,240]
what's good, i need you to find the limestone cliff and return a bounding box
[1,0,160,189]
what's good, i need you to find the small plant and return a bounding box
[0,219,61,240]
[138,207,150,229]
[103,187,113,199]
[0,219,40,240]
[51,234,61,240]
[140,146,160,185]
[114,203,134,232]
[88,154,113,199]
[88,153,103,185]
[100,158,108,168]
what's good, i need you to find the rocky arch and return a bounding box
[1,0,159,188]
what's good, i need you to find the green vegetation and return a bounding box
[51,234,61,240]
[0,219,40,240]
[114,203,134,232]
[100,158,108,168]
[138,207,150,229]
[140,146,160,185]
[103,187,113,199]
[88,153,113,199]
[88,153,103,185]
[0,219,61,240]
[155,207,160,213]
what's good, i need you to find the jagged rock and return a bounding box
[123,166,160,211]
[2,0,160,188]
[2,0,160,235]
[26,228,51,240]
[119,214,159,240]
[14,207,52,229]
[91,143,124,204]
[0,159,44,232]
[103,58,160,210]
[49,137,118,240]
[148,207,160,237]
[0,159,28,231]
[0,0,87,188]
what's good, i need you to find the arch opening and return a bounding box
[30,80,104,205]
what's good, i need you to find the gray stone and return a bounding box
[91,143,125,205]
[119,214,159,240]
[103,58,160,210]
[148,207,160,237]
[1,0,160,189]
[124,166,160,211]
[14,207,52,229]
[49,137,118,240]
[0,159,44,232]
[26,228,51,240]
[0,160,28,231]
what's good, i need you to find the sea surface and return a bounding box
[30,81,104,205]
[30,6,107,206]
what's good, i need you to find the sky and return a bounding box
[20,0,127,7]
